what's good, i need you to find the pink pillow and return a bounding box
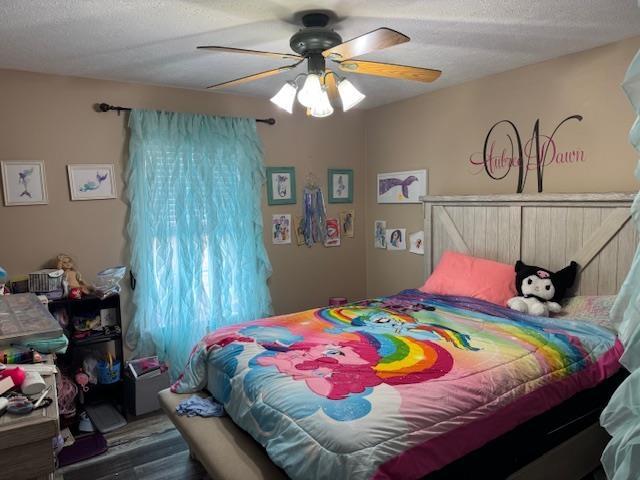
[420,251,516,305]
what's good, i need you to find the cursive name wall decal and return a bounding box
[468,115,584,193]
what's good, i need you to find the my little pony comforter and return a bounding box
[172,290,622,480]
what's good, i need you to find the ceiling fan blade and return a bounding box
[322,28,409,61]
[323,71,340,102]
[337,60,441,83]
[206,61,303,89]
[197,46,301,61]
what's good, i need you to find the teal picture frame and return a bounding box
[328,169,353,203]
[266,167,296,205]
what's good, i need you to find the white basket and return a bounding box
[28,269,63,293]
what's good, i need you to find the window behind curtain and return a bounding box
[125,110,272,377]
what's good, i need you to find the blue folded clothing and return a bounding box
[176,394,224,417]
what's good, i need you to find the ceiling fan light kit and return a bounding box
[269,81,297,114]
[336,77,366,112]
[200,11,441,118]
[310,89,334,118]
[297,73,323,108]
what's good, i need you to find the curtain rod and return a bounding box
[95,103,276,125]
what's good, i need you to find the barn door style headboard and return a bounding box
[422,193,637,295]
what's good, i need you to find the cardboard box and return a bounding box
[124,370,170,416]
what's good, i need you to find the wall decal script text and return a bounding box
[468,115,584,192]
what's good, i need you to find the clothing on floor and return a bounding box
[176,395,224,417]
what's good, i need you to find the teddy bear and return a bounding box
[507,260,578,316]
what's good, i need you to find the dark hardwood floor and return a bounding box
[59,412,208,480]
[58,410,608,480]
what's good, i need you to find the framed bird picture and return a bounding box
[67,164,117,201]
[377,169,427,204]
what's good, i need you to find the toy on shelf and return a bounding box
[75,369,90,393]
[56,254,92,298]
[0,266,10,295]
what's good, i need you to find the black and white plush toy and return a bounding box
[507,260,578,316]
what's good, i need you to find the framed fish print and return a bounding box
[328,169,353,203]
[1,160,48,206]
[266,167,296,205]
[377,169,427,204]
[67,164,117,200]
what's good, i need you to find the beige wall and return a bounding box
[0,70,366,337]
[365,36,640,298]
[2,35,639,340]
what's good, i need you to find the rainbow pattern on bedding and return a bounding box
[173,290,622,480]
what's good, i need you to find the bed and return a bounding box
[160,192,636,480]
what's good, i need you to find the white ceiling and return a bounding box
[1,0,640,109]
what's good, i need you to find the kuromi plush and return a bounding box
[507,261,578,316]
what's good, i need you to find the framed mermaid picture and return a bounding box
[266,166,296,205]
[377,169,427,204]
[1,160,48,206]
[328,168,353,203]
[67,164,117,201]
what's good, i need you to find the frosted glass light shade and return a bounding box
[337,78,365,111]
[297,74,323,108]
[310,89,334,118]
[270,82,297,114]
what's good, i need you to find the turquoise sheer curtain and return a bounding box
[125,109,272,377]
[600,49,640,480]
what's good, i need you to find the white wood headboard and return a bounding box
[421,193,637,295]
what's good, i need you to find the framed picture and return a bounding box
[67,164,117,200]
[340,210,355,238]
[386,228,406,251]
[266,167,296,205]
[272,214,292,244]
[328,169,353,203]
[1,160,48,206]
[374,220,387,249]
[377,169,427,204]
[324,218,341,247]
[409,231,425,255]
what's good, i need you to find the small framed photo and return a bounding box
[340,210,355,238]
[328,169,353,203]
[266,167,296,205]
[409,231,425,255]
[67,164,117,200]
[294,216,306,246]
[377,169,427,204]
[386,228,406,251]
[272,214,292,244]
[1,160,48,206]
[324,218,341,247]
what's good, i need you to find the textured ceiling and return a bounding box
[1,0,640,109]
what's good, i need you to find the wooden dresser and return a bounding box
[0,357,59,480]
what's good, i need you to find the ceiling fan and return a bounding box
[197,12,441,117]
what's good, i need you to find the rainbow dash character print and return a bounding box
[319,304,479,352]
